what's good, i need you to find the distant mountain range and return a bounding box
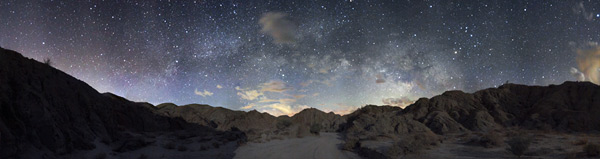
[1,47,599,158]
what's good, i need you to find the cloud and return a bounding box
[291,94,306,99]
[194,89,214,97]
[319,68,329,74]
[259,12,297,44]
[570,67,586,81]
[576,46,600,84]
[382,97,414,108]
[258,97,296,104]
[241,103,255,110]
[235,86,264,100]
[262,103,309,116]
[572,2,594,21]
[216,85,223,89]
[329,103,359,115]
[300,80,313,87]
[259,80,291,92]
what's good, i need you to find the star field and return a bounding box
[1,0,599,116]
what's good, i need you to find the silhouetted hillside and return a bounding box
[2,47,600,159]
[342,81,600,158]
[0,48,245,158]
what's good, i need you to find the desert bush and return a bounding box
[483,131,503,148]
[584,143,600,157]
[506,134,532,157]
[43,58,52,66]
[100,137,111,145]
[563,152,577,159]
[93,153,107,159]
[401,132,439,154]
[343,138,359,151]
[383,132,440,157]
[200,145,208,151]
[386,142,403,157]
[296,125,309,138]
[470,131,503,148]
[162,142,176,149]
[310,123,322,135]
[137,154,148,159]
[276,118,293,129]
[177,145,188,151]
[573,138,588,146]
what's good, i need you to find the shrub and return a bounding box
[563,152,577,159]
[137,154,148,159]
[276,119,293,130]
[401,132,439,154]
[506,134,532,157]
[573,138,588,146]
[162,142,176,149]
[93,153,107,159]
[177,145,188,151]
[43,58,52,66]
[200,145,208,151]
[386,142,403,157]
[584,143,600,157]
[383,132,440,157]
[212,142,220,148]
[310,123,322,135]
[479,131,504,148]
[296,125,309,138]
[343,138,358,151]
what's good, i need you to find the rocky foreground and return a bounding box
[1,47,600,159]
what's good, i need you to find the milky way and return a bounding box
[1,0,599,116]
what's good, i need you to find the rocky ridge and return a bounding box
[2,47,600,159]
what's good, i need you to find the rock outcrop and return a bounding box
[291,108,346,132]
[156,103,279,141]
[403,82,600,133]
[154,105,346,141]
[342,82,600,158]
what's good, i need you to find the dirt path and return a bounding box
[234,133,361,159]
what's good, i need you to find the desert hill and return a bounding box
[0,48,246,159]
[342,81,600,158]
[155,104,345,141]
[2,47,600,159]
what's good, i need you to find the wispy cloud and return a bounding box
[194,89,214,97]
[259,97,296,103]
[382,97,414,108]
[572,2,595,21]
[235,86,264,100]
[262,103,309,116]
[259,80,291,92]
[576,46,600,84]
[241,103,255,110]
[291,94,306,99]
[259,12,297,44]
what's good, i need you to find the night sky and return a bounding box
[1,0,599,116]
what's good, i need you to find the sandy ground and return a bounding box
[234,133,361,159]
[61,133,239,159]
[402,132,600,159]
[53,131,599,159]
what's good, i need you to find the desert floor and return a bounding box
[234,133,361,159]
